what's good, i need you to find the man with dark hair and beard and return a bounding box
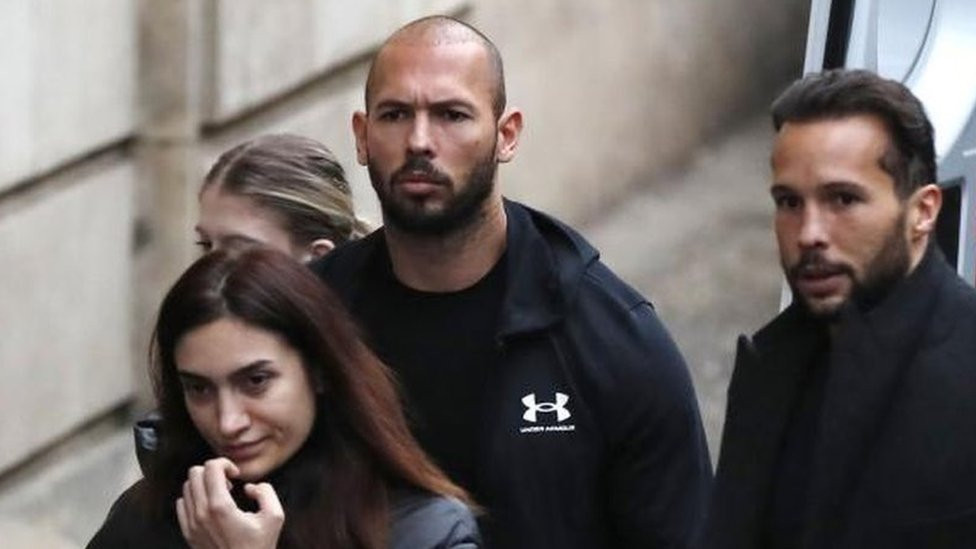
[310,15,711,549]
[705,69,976,549]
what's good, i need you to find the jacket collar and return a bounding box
[337,199,600,339]
[496,199,599,337]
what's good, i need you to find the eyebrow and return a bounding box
[192,227,261,245]
[178,360,274,384]
[430,99,476,111]
[373,98,477,112]
[373,99,411,112]
[819,181,863,191]
[222,235,262,247]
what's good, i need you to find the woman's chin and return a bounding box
[234,460,272,482]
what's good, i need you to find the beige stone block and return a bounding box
[129,141,205,405]
[139,0,205,141]
[0,0,137,191]
[0,517,78,549]
[0,161,135,472]
[0,429,140,547]
[203,62,381,227]
[206,0,467,123]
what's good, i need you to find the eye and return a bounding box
[773,194,801,211]
[831,191,861,207]
[241,371,274,396]
[195,240,213,253]
[181,379,213,400]
[377,108,408,122]
[439,109,470,122]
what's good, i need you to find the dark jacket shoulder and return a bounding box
[390,491,481,549]
[89,482,481,549]
[309,226,384,300]
[87,480,183,548]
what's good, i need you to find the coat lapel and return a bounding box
[803,247,947,547]
[708,306,823,547]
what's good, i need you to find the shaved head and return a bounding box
[365,15,507,118]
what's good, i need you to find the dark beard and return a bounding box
[788,210,911,320]
[848,211,911,311]
[369,151,498,237]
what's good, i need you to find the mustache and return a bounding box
[787,251,853,279]
[390,156,452,186]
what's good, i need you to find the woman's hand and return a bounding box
[175,457,284,549]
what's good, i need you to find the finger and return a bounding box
[190,464,230,546]
[203,458,238,519]
[176,497,190,539]
[203,457,238,492]
[211,456,240,480]
[187,465,210,524]
[245,483,285,521]
[182,479,197,532]
[177,497,212,548]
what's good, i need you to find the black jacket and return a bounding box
[310,199,712,548]
[705,247,976,548]
[87,482,480,548]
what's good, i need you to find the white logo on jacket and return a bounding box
[522,392,571,422]
[519,392,576,434]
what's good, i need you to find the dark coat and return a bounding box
[310,199,712,548]
[705,247,976,548]
[87,481,480,548]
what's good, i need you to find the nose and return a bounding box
[797,205,828,250]
[216,393,250,438]
[407,113,434,156]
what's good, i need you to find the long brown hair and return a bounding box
[204,134,371,247]
[147,248,469,548]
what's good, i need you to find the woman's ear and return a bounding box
[302,239,335,263]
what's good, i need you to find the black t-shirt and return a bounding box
[353,251,507,500]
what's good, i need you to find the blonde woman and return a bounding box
[195,133,371,261]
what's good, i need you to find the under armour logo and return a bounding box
[522,392,571,423]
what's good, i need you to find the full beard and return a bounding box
[369,151,498,237]
[787,211,911,320]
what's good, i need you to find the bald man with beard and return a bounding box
[312,15,711,549]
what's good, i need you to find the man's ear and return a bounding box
[496,108,523,163]
[352,111,369,166]
[907,183,942,240]
[302,238,335,263]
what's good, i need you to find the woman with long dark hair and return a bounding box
[134,134,371,472]
[90,248,479,548]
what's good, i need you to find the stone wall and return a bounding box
[0,0,137,192]
[0,0,137,474]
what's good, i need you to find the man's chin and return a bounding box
[382,203,459,235]
[797,293,847,320]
